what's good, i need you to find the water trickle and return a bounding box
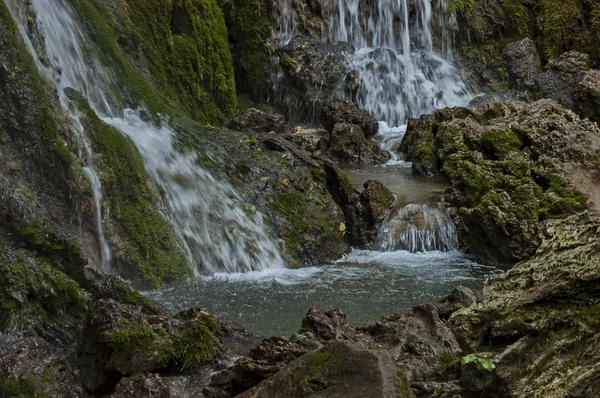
[377,204,459,253]
[6,0,284,274]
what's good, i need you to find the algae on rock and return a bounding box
[68,93,192,288]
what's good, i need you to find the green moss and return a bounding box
[66,0,237,124]
[120,0,236,123]
[0,373,42,398]
[173,314,219,369]
[102,308,218,373]
[304,352,337,366]
[0,238,90,333]
[217,0,272,98]
[65,0,171,116]
[480,130,523,159]
[69,94,192,288]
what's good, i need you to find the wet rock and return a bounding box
[535,51,600,121]
[277,36,355,124]
[209,335,319,396]
[359,180,394,235]
[319,99,379,139]
[224,108,291,135]
[503,38,541,90]
[324,123,390,164]
[436,286,477,321]
[302,308,353,341]
[78,299,222,392]
[401,99,600,263]
[237,341,399,398]
[111,373,170,398]
[0,336,84,398]
[401,115,438,177]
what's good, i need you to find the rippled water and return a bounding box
[146,250,501,337]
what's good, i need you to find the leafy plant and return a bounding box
[461,353,496,372]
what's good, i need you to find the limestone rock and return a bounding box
[319,99,379,138]
[503,38,541,90]
[224,108,291,135]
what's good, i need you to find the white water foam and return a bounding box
[6,0,285,274]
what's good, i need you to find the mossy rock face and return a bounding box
[449,212,600,396]
[67,93,191,288]
[402,99,600,263]
[79,299,222,392]
[66,0,236,123]
[451,0,600,91]
[216,0,273,98]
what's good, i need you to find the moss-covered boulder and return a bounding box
[448,212,600,396]
[79,299,222,392]
[450,0,600,97]
[401,99,600,263]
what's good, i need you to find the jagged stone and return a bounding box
[503,38,541,90]
[319,99,379,138]
[224,108,291,135]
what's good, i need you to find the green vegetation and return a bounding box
[461,353,496,372]
[451,0,600,67]
[67,0,237,123]
[102,307,219,373]
[69,94,191,287]
[217,0,273,98]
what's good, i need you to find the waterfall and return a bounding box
[278,0,471,155]
[377,204,458,253]
[6,0,284,274]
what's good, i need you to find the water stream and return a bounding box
[5,0,500,338]
[6,0,284,274]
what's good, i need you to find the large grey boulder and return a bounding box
[503,38,541,90]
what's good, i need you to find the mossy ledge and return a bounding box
[67,92,192,288]
[66,0,237,124]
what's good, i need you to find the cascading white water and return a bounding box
[377,204,458,253]
[278,0,471,157]
[6,0,285,274]
[5,0,113,269]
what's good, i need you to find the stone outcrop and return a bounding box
[401,99,600,262]
[224,108,292,135]
[503,38,541,91]
[277,36,355,124]
[318,100,390,165]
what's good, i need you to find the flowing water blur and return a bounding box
[6,0,284,274]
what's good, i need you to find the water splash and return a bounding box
[104,111,285,274]
[6,0,284,274]
[377,204,458,253]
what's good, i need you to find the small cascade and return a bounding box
[328,0,471,126]
[277,0,471,127]
[5,0,113,269]
[6,0,285,274]
[377,204,458,253]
